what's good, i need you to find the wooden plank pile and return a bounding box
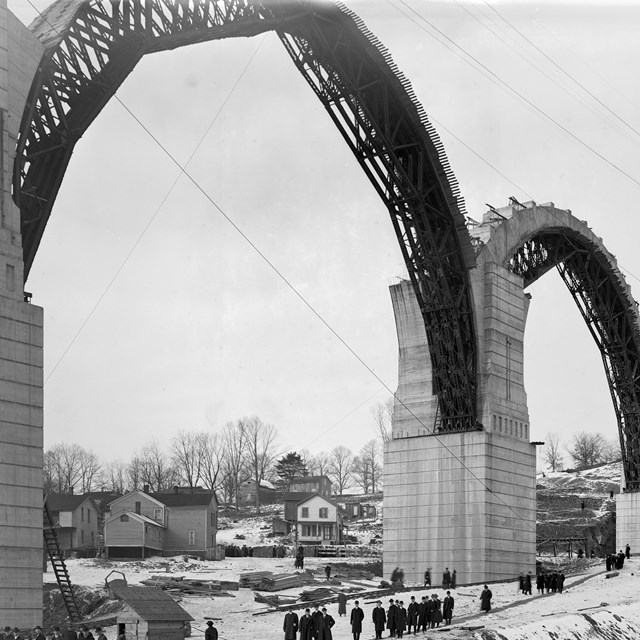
[240,570,273,589]
[260,572,315,592]
[254,592,298,607]
[139,576,238,596]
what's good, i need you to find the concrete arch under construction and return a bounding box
[384,201,640,584]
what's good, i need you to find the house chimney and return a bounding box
[68,486,74,495]
[143,484,149,493]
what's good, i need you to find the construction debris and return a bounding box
[139,576,238,596]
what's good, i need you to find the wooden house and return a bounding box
[289,475,332,497]
[239,479,277,506]
[105,488,218,559]
[296,494,343,545]
[109,581,193,640]
[45,493,100,556]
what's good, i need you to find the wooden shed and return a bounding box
[109,582,193,640]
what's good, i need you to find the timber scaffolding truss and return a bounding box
[13,0,478,432]
[509,231,640,491]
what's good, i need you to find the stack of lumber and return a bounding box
[260,573,315,592]
[254,592,297,607]
[298,587,334,601]
[140,576,238,595]
[240,570,273,588]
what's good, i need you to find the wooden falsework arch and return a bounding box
[14,0,478,431]
[478,205,640,490]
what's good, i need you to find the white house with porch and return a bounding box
[296,494,343,545]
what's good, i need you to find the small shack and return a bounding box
[109,580,193,640]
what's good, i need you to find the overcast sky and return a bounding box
[9,0,640,469]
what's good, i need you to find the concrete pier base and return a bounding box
[384,430,536,584]
[616,491,640,555]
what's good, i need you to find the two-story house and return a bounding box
[296,494,343,545]
[105,488,218,559]
[289,475,332,497]
[45,493,100,556]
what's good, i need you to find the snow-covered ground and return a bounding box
[52,554,640,640]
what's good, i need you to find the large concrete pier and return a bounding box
[1,1,45,625]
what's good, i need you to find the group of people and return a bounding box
[422,568,457,589]
[1,627,107,640]
[606,546,630,571]
[535,572,565,594]
[283,593,456,640]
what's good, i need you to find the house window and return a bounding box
[81,508,84,522]
[87,509,91,523]
[210,512,217,527]
[188,530,196,546]
[120,514,129,522]
[301,507,309,518]
[153,508,163,523]
[81,530,84,543]
[135,501,141,515]
[323,525,333,540]
[319,507,328,519]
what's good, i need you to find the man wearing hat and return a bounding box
[350,600,364,640]
[205,621,217,640]
[386,599,397,638]
[33,627,45,640]
[94,629,106,640]
[317,608,335,640]
[372,600,386,640]
[12,629,23,640]
[3,628,12,640]
[299,608,314,640]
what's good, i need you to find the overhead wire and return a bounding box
[391,0,640,189]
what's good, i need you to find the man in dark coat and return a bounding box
[205,621,218,640]
[451,570,457,589]
[558,573,565,593]
[417,597,428,632]
[606,554,612,571]
[300,609,314,640]
[406,596,418,634]
[338,592,347,617]
[387,599,397,637]
[33,628,46,640]
[395,601,406,638]
[480,585,492,612]
[423,569,431,587]
[317,608,335,640]
[536,573,544,594]
[442,568,451,589]
[350,601,365,640]
[284,611,299,640]
[524,573,532,595]
[311,604,323,640]
[626,544,631,559]
[430,594,443,628]
[442,591,454,625]
[372,601,386,640]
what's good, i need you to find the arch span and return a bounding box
[476,203,640,490]
[15,0,478,429]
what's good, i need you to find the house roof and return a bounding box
[296,493,341,509]
[108,490,166,510]
[291,475,330,483]
[109,583,193,621]
[105,510,165,528]
[283,492,316,504]
[46,493,96,512]
[150,492,217,507]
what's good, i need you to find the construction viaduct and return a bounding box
[1,0,640,624]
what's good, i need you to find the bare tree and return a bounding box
[171,430,206,489]
[200,431,224,492]
[543,432,563,472]
[372,398,394,445]
[329,445,354,495]
[566,432,606,469]
[242,416,278,512]
[126,455,144,491]
[352,456,371,494]
[601,437,622,463]
[44,443,86,494]
[360,439,382,492]
[139,441,180,492]
[78,449,101,493]
[220,420,249,507]
[104,459,128,493]
[306,451,330,477]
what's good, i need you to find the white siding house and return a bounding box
[296,494,343,545]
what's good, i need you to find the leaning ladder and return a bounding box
[43,497,82,622]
